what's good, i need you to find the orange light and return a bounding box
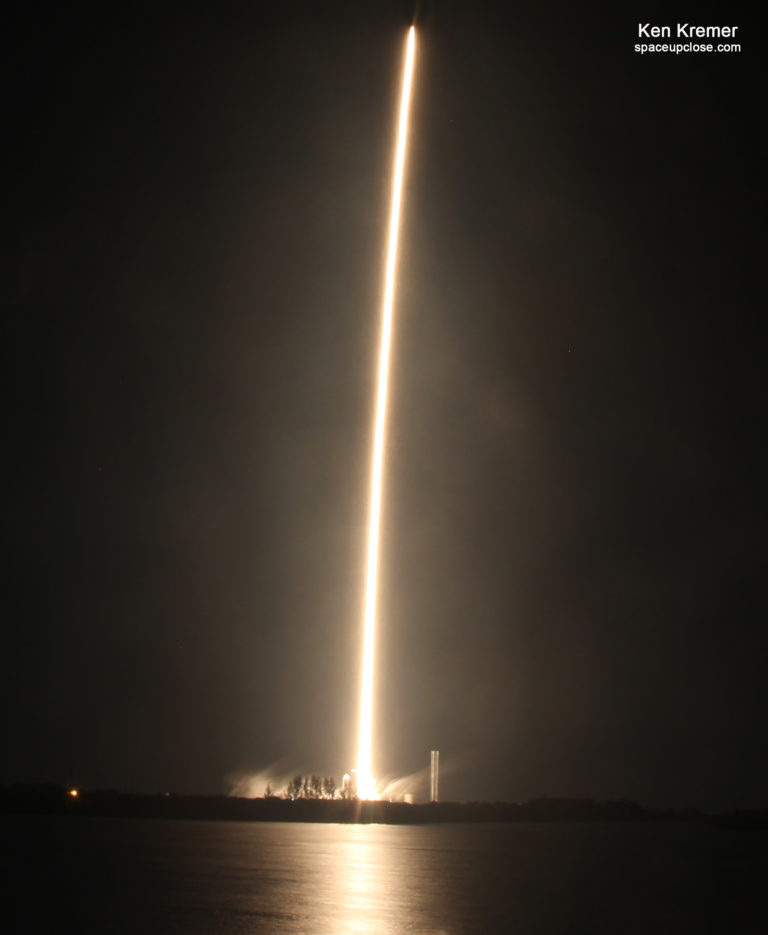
[69,788,79,798]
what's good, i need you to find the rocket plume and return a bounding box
[356,27,416,801]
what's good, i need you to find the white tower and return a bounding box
[430,750,439,802]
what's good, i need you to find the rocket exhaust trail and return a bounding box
[356,27,416,801]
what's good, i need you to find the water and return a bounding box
[4,817,766,933]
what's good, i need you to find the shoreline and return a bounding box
[3,786,766,828]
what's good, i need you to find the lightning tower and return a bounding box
[430,750,439,802]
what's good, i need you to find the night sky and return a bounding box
[5,2,764,810]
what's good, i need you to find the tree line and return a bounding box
[266,774,354,800]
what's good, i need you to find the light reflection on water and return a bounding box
[323,827,447,934]
[4,816,766,934]
[238,824,452,934]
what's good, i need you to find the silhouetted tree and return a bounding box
[310,774,323,799]
[322,776,337,799]
[286,775,303,799]
[264,783,274,799]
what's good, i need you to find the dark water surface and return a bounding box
[4,817,765,933]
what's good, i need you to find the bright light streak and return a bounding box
[356,27,416,801]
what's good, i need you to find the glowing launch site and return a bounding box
[354,26,417,801]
